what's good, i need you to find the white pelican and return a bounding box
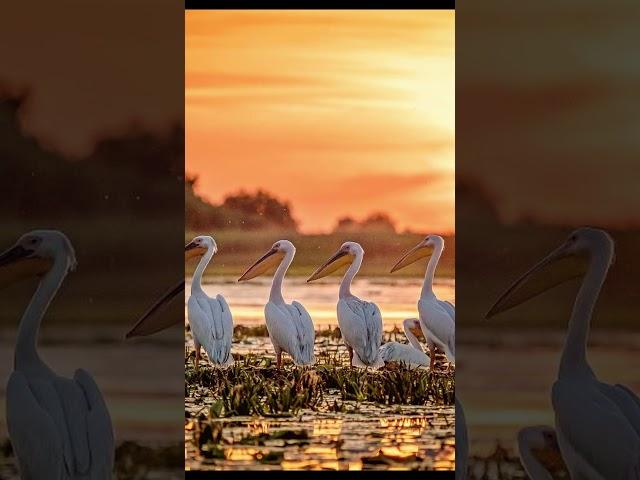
[379,318,430,368]
[185,236,233,368]
[390,235,455,369]
[487,228,640,479]
[307,242,383,369]
[517,426,565,480]
[237,240,315,368]
[0,230,114,479]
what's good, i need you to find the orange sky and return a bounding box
[186,10,455,234]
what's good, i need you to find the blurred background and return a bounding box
[0,1,184,478]
[457,1,640,477]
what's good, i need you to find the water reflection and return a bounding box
[191,276,455,328]
[186,408,454,471]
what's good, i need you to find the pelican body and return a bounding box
[0,230,114,479]
[379,318,430,368]
[391,235,455,369]
[238,240,315,368]
[488,228,640,479]
[308,242,383,369]
[185,236,233,368]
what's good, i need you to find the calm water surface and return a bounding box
[192,276,455,328]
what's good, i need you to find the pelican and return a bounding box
[390,235,455,369]
[487,228,640,479]
[185,235,233,368]
[237,240,315,368]
[0,230,114,479]
[518,426,565,480]
[379,318,430,368]
[307,242,383,369]
[456,398,469,480]
[125,279,183,338]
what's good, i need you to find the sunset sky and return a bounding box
[186,10,455,234]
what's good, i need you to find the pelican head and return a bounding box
[307,241,363,283]
[237,240,294,282]
[185,235,217,260]
[486,227,613,319]
[390,235,443,273]
[0,230,77,289]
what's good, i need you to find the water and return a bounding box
[193,276,455,328]
[186,402,455,471]
[185,276,456,471]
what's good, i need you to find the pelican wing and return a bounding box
[265,301,315,365]
[552,380,640,479]
[599,382,640,437]
[289,301,316,364]
[439,300,455,321]
[7,370,114,479]
[188,292,234,366]
[379,342,429,368]
[6,372,65,479]
[74,369,115,477]
[338,297,383,367]
[418,298,455,362]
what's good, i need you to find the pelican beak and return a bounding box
[125,280,185,338]
[185,241,206,260]
[238,247,283,282]
[486,241,587,319]
[307,249,351,282]
[390,242,434,273]
[0,245,51,289]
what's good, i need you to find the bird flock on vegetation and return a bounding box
[133,234,456,372]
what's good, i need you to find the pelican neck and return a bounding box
[558,244,611,380]
[339,252,362,299]
[15,256,68,373]
[191,244,215,295]
[270,249,294,304]
[421,242,443,299]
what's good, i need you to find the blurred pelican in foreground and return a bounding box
[456,398,469,480]
[185,236,233,368]
[517,426,565,480]
[391,235,455,369]
[487,228,640,479]
[238,240,315,367]
[0,230,114,479]
[307,242,383,369]
[125,279,184,338]
[379,318,430,369]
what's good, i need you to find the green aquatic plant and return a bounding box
[188,360,454,417]
[316,366,454,406]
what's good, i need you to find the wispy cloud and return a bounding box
[187,10,454,233]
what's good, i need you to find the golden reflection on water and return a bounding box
[225,447,259,461]
[312,419,342,437]
[434,446,456,470]
[247,420,270,436]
